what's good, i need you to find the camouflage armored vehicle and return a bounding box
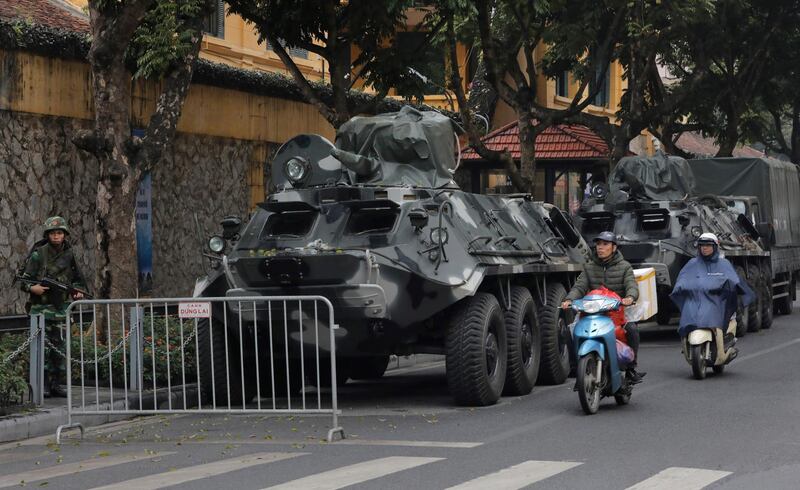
[576,154,770,332]
[195,107,589,406]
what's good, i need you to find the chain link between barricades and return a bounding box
[44,322,197,365]
[1,323,44,365]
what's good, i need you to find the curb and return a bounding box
[0,384,199,443]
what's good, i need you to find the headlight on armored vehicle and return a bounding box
[691,226,703,238]
[284,157,310,183]
[208,235,226,253]
[430,227,449,245]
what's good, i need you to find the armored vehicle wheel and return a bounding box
[656,292,674,326]
[760,265,774,329]
[197,319,258,407]
[503,286,541,396]
[537,283,572,385]
[446,292,507,406]
[734,266,750,337]
[348,356,390,380]
[746,264,763,332]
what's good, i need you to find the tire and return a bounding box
[577,353,601,415]
[656,291,674,326]
[446,292,508,406]
[760,265,774,329]
[197,317,258,407]
[537,283,572,385]
[746,264,763,332]
[348,356,390,380]
[503,287,541,396]
[691,344,706,380]
[734,266,750,337]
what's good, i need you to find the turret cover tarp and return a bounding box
[609,153,695,203]
[332,106,462,188]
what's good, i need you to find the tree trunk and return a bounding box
[88,61,140,301]
[716,101,740,157]
[516,114,536,195]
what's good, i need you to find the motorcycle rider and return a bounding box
[561,231,644,382]
[670,232,755,360]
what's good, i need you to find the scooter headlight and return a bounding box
[579,298,618,314]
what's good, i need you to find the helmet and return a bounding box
[593,231,617,245]
[43,216,70,236]
[696,232,719,245]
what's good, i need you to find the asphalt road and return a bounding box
[1,307,799,489]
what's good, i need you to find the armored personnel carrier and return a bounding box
[577,154,770,331]
[195,107,589,406]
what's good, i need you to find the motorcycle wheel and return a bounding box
[691,344,707,380]
[577,353,601,415]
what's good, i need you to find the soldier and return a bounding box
[19,216,87,397]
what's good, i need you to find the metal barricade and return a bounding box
[56,296,344,443]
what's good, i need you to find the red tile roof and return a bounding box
[674,131,764,158]
[460,120,611,161]
[0,0,89,32]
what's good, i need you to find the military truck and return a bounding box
[576,154,771,332]
[194,107,589,406]
[689,157,800,317]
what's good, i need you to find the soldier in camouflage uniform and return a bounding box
[19,216,87,397]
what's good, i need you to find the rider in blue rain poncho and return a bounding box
[670,233,755,338]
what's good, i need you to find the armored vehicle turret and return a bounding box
[195,107,589,406]
[576,154,770,331]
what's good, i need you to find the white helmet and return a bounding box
[697,232,719,245]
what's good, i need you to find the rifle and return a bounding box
[16,276,94,300]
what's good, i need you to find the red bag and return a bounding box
[586,286,627,342]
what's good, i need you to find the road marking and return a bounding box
[88,452,305,490]
[0,451,175,489]
[168,438,481,448]
[626,467,732,490]
[263,456,444,489]
[446,460,583,489]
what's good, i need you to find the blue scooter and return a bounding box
[569,295,634,414]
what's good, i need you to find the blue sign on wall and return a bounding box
[136,171,153,294]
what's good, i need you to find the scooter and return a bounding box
[683,317,739,380]
[570,295,635,415]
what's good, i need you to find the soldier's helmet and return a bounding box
[43,216,70,236]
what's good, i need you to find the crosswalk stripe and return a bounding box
[0,452,175,489]
[88,452,306,490]
[446,460,583,489]
[264,456,444,490]
[626,467,733,490]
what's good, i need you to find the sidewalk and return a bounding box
[0,354,444,444]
